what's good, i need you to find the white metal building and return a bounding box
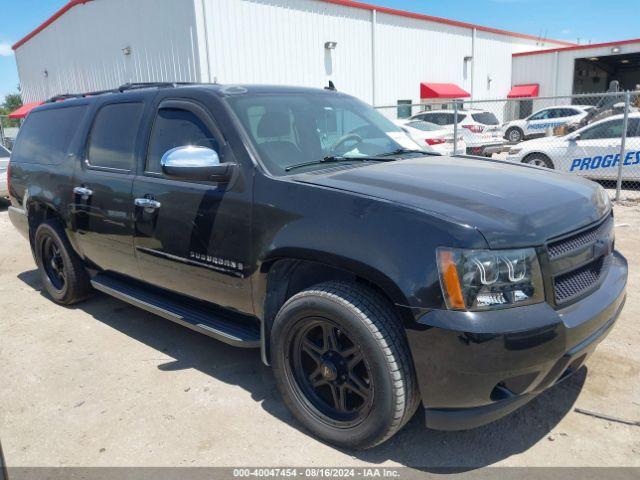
[512,39,640,102]
[13,0,571,107]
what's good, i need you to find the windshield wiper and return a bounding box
[285,155,393,172]
[376,148,437,157]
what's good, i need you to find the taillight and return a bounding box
[462,125,484,133]
[426,138,447,145]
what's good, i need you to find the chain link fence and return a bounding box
[375,90,640,203]
[0,115,19,151]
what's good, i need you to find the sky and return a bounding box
[0,0,638,101]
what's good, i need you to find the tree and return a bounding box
[0,91,23,128]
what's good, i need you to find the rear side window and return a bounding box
[146,108,220,174]
[421,113,466,125]
[87,103,144,171]
[11,106,87,165]
[471,112,499,125]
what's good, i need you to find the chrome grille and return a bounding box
[547,214,613,259]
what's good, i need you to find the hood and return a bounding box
[518,135,568,149]
[295,157,610,249]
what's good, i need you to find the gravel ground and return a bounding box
[0,198,639,471]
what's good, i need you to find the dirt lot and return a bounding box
[0,197,639,471]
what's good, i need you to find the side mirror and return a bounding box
[568,133,581,142]
[160,146,233,182]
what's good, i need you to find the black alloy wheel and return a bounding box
[41,235,66,291]
[289,319,374,427]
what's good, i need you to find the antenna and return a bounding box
[325,80,336,91]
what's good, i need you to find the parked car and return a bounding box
[409,108,504,156]
[0,144,10,198]
[395,119,466,155]
[505,112,640,180]
[503,105,593,143]
[8,83,626,449]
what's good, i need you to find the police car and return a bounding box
[502,105,593,143]
[505,112,640,180]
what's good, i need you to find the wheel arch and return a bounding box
[522,151,554,169]
[256,252,414,364]
[24,198,66,253]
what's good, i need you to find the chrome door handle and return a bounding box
[73,186,93,198]
[134,198,161,210]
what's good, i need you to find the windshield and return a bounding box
[226,93,420,175]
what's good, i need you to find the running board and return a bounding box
[90,273,260,348]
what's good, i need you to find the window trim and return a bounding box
[83,101,145,174]
[143,98,225,178]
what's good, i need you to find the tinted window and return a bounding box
[529,109,551,121]
[420,113,466,126]
[471,112,499,125]
[146,108,220,173]
[560,108,580,117]
[10,106,87,165]
[580,119,623,140]
[626,118,640,137]
[87,103,144,170]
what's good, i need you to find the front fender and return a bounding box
[251,175,488,313]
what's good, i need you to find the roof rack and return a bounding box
[45,81,200,103]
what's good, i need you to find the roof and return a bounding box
[12,0,574,51]
[514,38,640,57]
[8,101,44,119]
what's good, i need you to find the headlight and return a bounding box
[597,185,612,213]
[508,147,522,155]
[437,247,544,311]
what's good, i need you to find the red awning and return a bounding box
[507,84,539,99]
[420,83,470,99]
[8,101,43,119]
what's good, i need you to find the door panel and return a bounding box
[70,170,138,277]
[133,98,253,314]
[70,100,146,278]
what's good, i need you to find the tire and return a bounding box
[523,153,553,169]
[271,281,419,450]
[34,219,92,305]
[506,127,524,143]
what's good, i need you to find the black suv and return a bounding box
[7,83,627,449]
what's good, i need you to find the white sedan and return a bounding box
[395,120,466,155]
[505,113,640,180]
[0,145,10,197]
[502,105,593,143]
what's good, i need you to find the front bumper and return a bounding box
[466,143,505,156]
[406,251,627,431]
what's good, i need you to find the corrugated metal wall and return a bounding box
[199,0,374,102]
[200,0,549,106]
[15,0,202,102]
[14,0,558,105]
